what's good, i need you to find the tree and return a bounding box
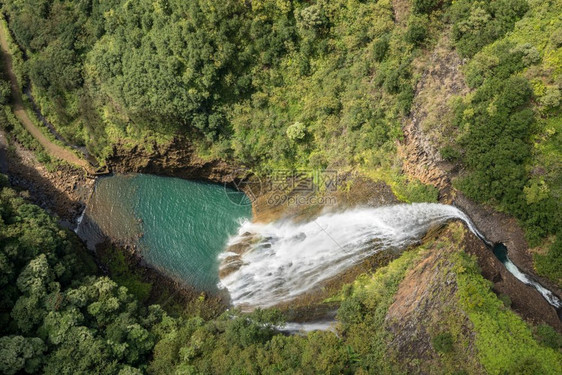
[0,336,45,375]
[0,80,11,105]
[450,0,529,57]
[413,0,444,15]
[432,332,454,353]
[286,122,306,141]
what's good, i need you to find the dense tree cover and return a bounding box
[438,0,562,254]
[450,43,547,231]
[449,0,529,57]
[0,181,166,374]
[2,0,419,172]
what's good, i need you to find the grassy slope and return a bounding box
[456,249,562,374]
[332,223,562,374]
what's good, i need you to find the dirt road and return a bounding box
[0,23,92,172]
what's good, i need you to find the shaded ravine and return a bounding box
[219,203,561,312]
[492,243,561,312]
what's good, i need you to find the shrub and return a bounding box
[432,332,454,353]
[0,80,11,105]
[405,15,429,45]
[383,69,402,94]
[512,43,540,66]
[450,0,529,57]
[336,297,366,327]
[298,5,326,30]
[509,357,546,375]
[534,234,562,286]
[498,293,512,307]
[550,27,562,47]
[413,0,444,15]
[440,146,461,162]
[402,179,439,203]
[0,174,8,187]
[538,87,561,110]
[535,324,562,350]
[372,37,389,62]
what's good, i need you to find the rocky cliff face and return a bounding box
[385,224,483,374]
[385,222,560,374]
[398,31,562,321]
[107,137,239,184]
[2,133,94,224]
[399,33,468,199]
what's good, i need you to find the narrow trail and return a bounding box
[0,24,92,172]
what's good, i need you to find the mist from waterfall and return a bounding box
[219,203,561,311]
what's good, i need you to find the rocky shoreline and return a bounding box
[95,239,230,318]
[3,134,94,226]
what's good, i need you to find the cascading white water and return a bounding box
[278,321,336,334]
[218,203,562,311]
[504,259,561,308]
[493,243,562,309]
[219,203,483,308]
[74,206,86,234]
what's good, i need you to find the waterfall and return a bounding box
[219,203,472,308]
[74,206,86,234]
[218,203,561,310]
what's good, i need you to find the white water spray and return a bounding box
[278,321,336,334]
[219,203,480,308]
[219,203,561,311]
[498,249,561,309]
[74,206,86,234]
